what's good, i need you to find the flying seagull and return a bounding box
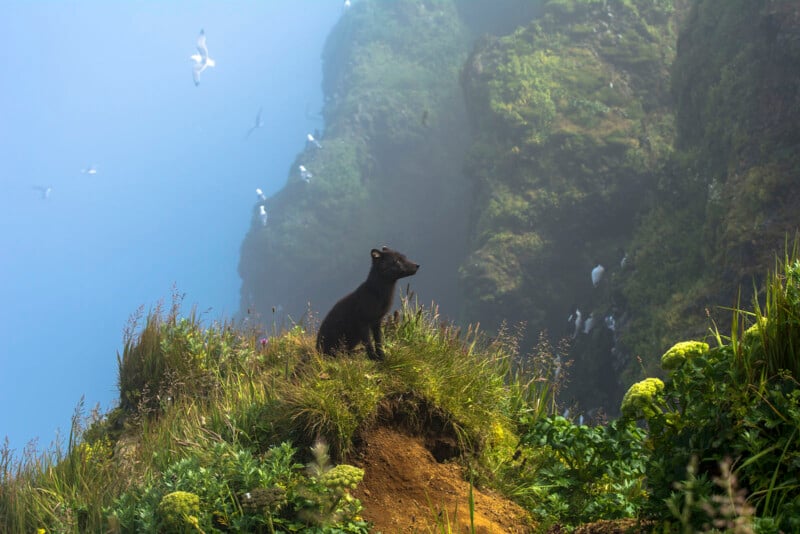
[81,164,97,175]
[256,188,267,201]
[245,108,264,139]
[32,185,52,200]
[190,29,215,86]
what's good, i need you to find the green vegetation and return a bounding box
[621,251,800,532]
[156,491,201,534]
[237,0,799,424]
[0,293,552,532]
[4,252,800,531]
[512,415,649,529]
[459,0,679,408]
[621,0,800,377]
[660,341,709,371]
[6,0,799,531]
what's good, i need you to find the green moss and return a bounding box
[622,0,800,380]
[461,231,545,305]
[459,0,678,412]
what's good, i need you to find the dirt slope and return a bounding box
[349,426,534,533]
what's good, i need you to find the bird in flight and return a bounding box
[190,29,216,86]
[245,108,265,139]
[32,185,53,199]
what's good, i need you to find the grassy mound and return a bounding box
[0,295,553,533]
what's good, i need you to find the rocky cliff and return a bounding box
[238,0,800,414]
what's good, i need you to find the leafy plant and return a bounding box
[514,416,648,527]
[626,247,800,530]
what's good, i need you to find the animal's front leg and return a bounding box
[357,324,378,361]
[369,322,385,361]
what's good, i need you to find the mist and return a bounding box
[0,2,343,453]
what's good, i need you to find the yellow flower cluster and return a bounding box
[320,464,365,492]
[156,491,201,534]
[660,340,709,370]
[621,378,665,420]
[77,436,113,465]
[743,317,767,346]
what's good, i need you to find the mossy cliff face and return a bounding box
[239,0,475,321]
[621,0,800,380]
[459,0,678,409]
[238,0,800,415]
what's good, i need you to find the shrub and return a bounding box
[514,416,648,528]
[632,251,800,529]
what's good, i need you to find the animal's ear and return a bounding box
[371,249,382,259]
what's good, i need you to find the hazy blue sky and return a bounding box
[0,1,342,453]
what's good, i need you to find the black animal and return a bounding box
[316,246,419,360]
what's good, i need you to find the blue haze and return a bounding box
[0,2,342,453]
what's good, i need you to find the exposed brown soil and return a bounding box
[571,518,656,533]
[349,426,534,533]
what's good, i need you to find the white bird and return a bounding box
[32,185,52,199]
[245,108,264,139]
[190,29,215,86]
[605,315,616,332]
[259,205,268,227]
[299,165,313,183]
[572,309,583,339]
[620,252,628,270]
[344,0,351,7]
[81,165,97,175]
[591,264,605,287]
[583,312,596,334]
[256,188,266,201]
[307,133,322,149]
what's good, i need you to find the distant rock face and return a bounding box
[621,0,800,385]
[238,0,476,327]
[238,0,800,415]
[458,0,678,409]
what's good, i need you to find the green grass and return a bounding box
[0,293,554,533]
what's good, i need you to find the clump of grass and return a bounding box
[740,238,800,382]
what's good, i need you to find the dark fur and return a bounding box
[317,246,419,360]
